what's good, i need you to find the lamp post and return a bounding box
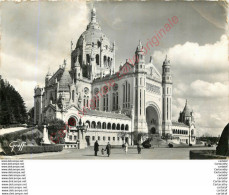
[76,125,87,149]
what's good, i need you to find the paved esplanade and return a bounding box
[2,147,215,160]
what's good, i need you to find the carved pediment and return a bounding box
[148,66,161,80]
[63,104,80,112]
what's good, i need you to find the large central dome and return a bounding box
[76,8,111,48]
[71,7,115,80]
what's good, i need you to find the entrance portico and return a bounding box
[146,101,162,135]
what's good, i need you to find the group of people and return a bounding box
[94,141,111,157]
[94,141,142,157]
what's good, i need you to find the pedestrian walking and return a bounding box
[105,142,111,157]
[137,143,142,154]
[94,140,99,156]
[124,142,128,154]
[101,148,105,156]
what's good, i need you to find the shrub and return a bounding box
[168,143,173,148]
[142,139,151,148]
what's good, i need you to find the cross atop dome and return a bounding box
[91,7,96,23]
[136,40,143,52]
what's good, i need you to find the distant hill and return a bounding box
[0,76,27,125]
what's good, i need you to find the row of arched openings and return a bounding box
[77,53,112,67]
[172,129,188,135]
[85,120,128,131]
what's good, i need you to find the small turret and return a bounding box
[162,55,172,84]
[135,40,145,71]
[45,68,52,86]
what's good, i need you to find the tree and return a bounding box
[27,107,34,126]
[0,76,27,125]
[46,118,68,144]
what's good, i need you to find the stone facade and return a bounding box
[34,8,196,146]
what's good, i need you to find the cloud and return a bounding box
[153,35,228,75]
[190,80,228,98]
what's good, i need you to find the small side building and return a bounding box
[171,100,196,145]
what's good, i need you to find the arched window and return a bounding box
[91,121,96,128]
[85,120,90,128]
[112,123,116,130]
[106,94,108,111]
[123,81,130,109]
[112,93,115,110]
[125,125,129,131]
[68,117,76,127]
[96,54,99,65]
[103,95,106,111]
[117,124,120,130]
[97,98,99,110]
[121,124,124,130]
[72,90,74,101]
[86,96,89,107]
[103,95,108,111]
[108,57,110,66]
[102,122,106,129]
[107,123,111,130]
[86,54,90,64]
[116,92,118,110]
[104,56,107,66]
[97,41,101,48]
[97,122,101,129]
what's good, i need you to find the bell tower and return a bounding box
[134,41,147,133]
[162,55,172,136]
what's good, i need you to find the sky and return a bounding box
[0,1,228,136]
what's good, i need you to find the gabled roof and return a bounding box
[47,67,73,91]
[43,104,56,113]
[172,121,189,128]
[58,68,73,91]
[145,61,161,81]
[182,100,191,117]
[64,105,79,112]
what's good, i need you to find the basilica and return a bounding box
[34,8,196,147]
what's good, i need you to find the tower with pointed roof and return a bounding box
[134,40,147,133]
[162,55,172,136]
[178,99,195,126]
